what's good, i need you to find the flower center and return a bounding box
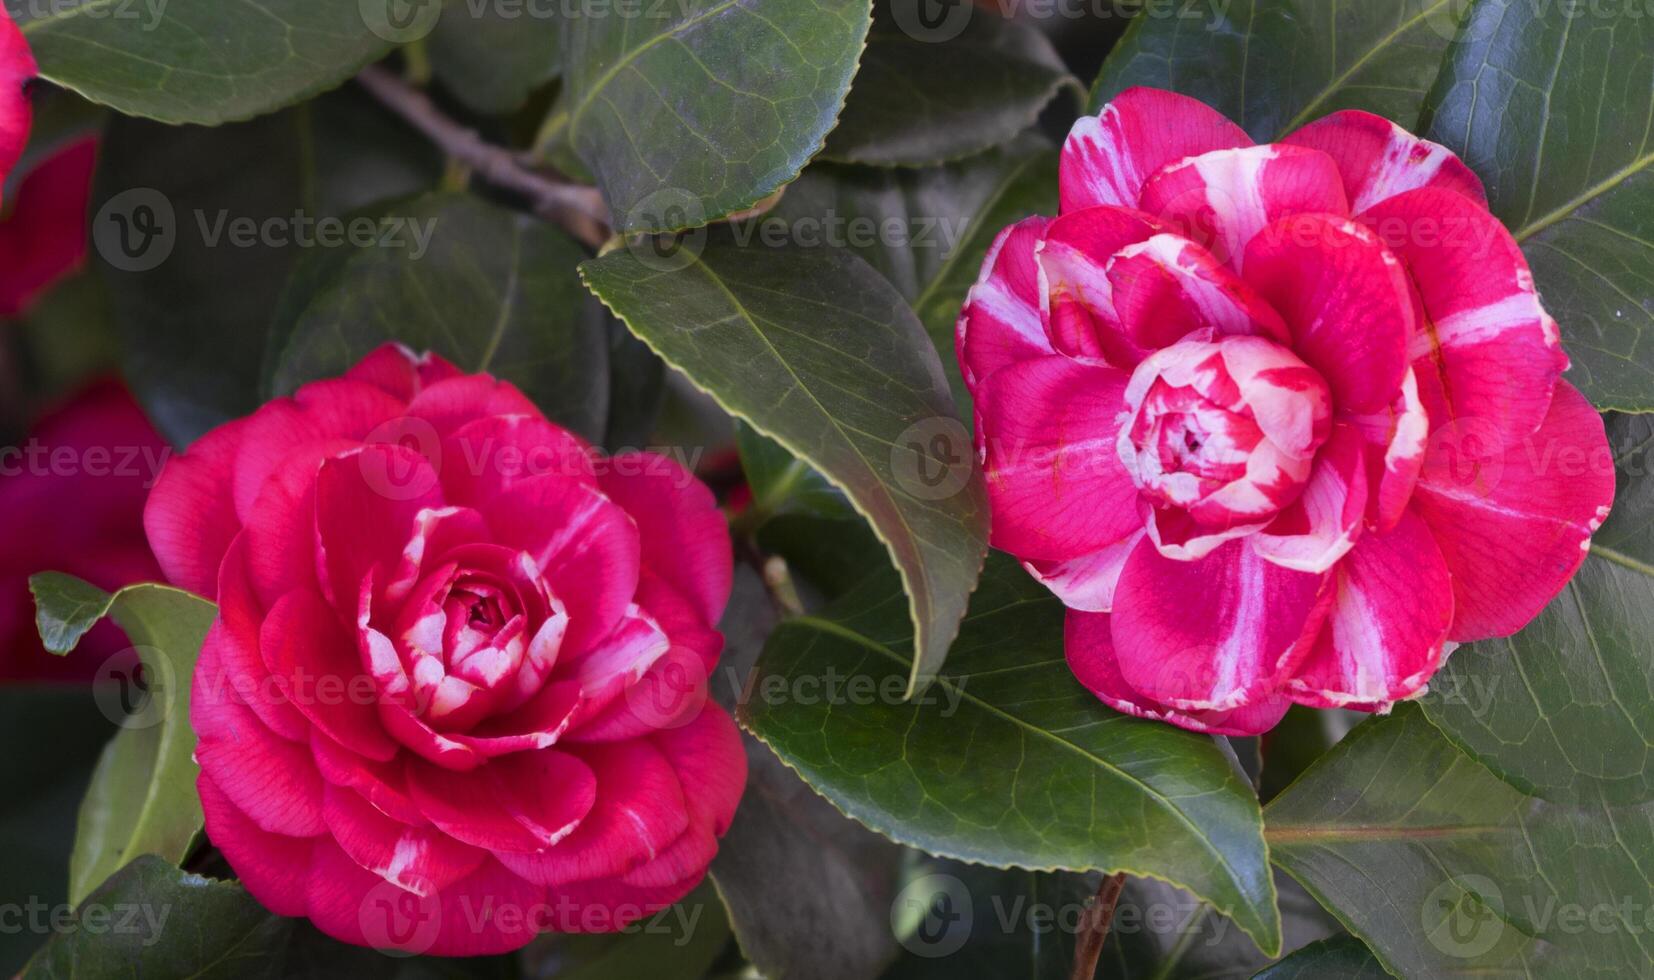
[1117,332,1332,556]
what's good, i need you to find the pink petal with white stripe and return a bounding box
[263,587,400,762]
[975,356,1139,562]
[406,748,598,853]
[1244,213,1415,413]
[1032,205,1158,364]
[956,216,1054,394]
[440,413,598,507]
[1285,510,1454,708]
[1412,381,1614,641]
[1137,145,1349,272]
[1282,110,1486,213]
[1360,187,1568,452]
[1106,233,1290,353]
[1060,87,1251,213]
[314,446,445,614]
[1112,535,1331,711]
[323,784,486,894]
[1344,367,1428,531]
[1023,529,1145,613]
[1066,611,1291,736]
[311,732,425,825]
[343,343,462,402]
[1251,423,1369,573]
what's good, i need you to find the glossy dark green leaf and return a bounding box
[708,568,906,980]
[1417,413,1654,805]
[1265,704,1654,977]
[582,238,989,693]
[822,12,1076,166]
[30,574,217,905]
[1422,0,1654,410]
[1250,936,1387,980]
[550,0,870,232]
[23,857,290,979]
[740,552,1282,955]
[763,135,1058,412]
[428,2,560,115]
[94,91,440,445]
[269,191,610,442]
[601,315,666,450]
[1091,0,1462,139]
[19,1,394,125]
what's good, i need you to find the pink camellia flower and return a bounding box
[0,380,164,681]
[144,345,744,955]
[956,88,1615,735]
[0,5,33,196]
[0,135,97,316]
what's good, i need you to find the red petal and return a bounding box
[599,451,733,626]
[653,702,747,836]
[1066,611,1291,736]
[1282,110,1486,213]
[1244,213,1413,413]
[1138,145,1349,272]
[261,586,398,762]
[1286,510,1454,708]
[440,413,597,506]
[0,7,34,197]
[407,749,598,854]
[0,137,95,317]
[1345,367,1429,532]
[956,216,1054,394]
[1060,87,1251,213]
[311,731,424,825]
[314,445,446,613]
[542,870,702,934]
[198,774,314,917]
[1360,187,1568,452]
[405,375,541,437]
[344,343,462,402]
[1023,529,1144,613]
[1112,535,1330,710]
[1106,233,1290,353]
[497,741,689,887]
[976,356,1139,562]
[211,535,309,740]
[144,415,250,598]
[1252,423,1369,573]
[323,784,487,894]
[1033,205,1158,363]
[1412,381,1614,641]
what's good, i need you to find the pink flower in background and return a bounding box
[145,345,744,955]
[0,135,97,316]
[0,380,165,681]
[0,4,33,196]
[957,88,1614,735]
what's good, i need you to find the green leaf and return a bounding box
[1250,937,1387,980]
[740,552,1282,956]
[582,238,989,693]
[29,575,217,905]
[1265,704,1654,976]
[707,568,906,980]
[268,190,610,441]
[550,0,871,232]
[756,513,885,599]
[428,3,560,115]
[1417,413,1654,805]
[520,880,730,980]
[23,857,291,979]
[1422,0,1654,410]
[763,134,1058,412]
[94,91,441,445]
[1091,0,1462,140]
[737,422,854,522]
[821,12,1077,167]
[19,0,394,125]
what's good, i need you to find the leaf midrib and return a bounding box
[1276,0,1455,137]
[784,611,1268,911]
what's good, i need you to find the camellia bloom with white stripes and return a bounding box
[956,88,1615,735]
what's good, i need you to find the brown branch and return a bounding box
[355,65,610,249]
[1071,872,1128,980]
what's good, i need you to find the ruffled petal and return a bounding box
[1112,535,1330,710]
[144,415,251,598]
[405,374,541,437]
[1033,205,1158,363]
[1360,187,1568,452]
[1282,110,1486,213]
[652,702,746,837]
[261,587,399,762]
[1345,367,1428,532]
[1243,213,1413,413]
[198,775,314,917]
[1022,529,1145,613]
[0,7,34,195]
[1106,233,1290,354]
[599,451,733,626]
[406,749,598,854]
[1285,510,1454,708]
[1066,610,1291,736]
[344,343,462,402]
[1411,381,1614,641]
[323,784,487,895]
[314,445,446,613]
[976,356,1139,562]
[439,413,598,507]
[211,535,309,740]
[1137,145,1349,272]
[1251,423,1369,573]
[310,732,424,825]
[1060,87,1251,213]
[956,216,1055,393]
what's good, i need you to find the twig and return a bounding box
[355,65,610,249]
[1071,872,1128,980]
